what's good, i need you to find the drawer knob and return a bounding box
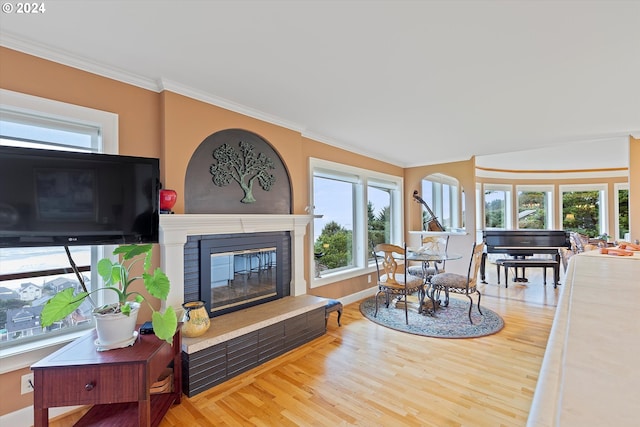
[85,382,95,391]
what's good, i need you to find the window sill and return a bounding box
[0,329,90,374]
[311,265,377,288]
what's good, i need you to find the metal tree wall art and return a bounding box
[209,141,276,203]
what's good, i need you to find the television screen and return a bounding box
[0,146,160,247]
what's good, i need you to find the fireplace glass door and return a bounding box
[209,247,277,314]
[193,231,290,317]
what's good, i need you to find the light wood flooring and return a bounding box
[50,266,561,427]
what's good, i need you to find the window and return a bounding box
[310,159,402,285]
[368,178,399,254]
[560,184,607,238]
[483,184,512,229]
[312,173,357,273]
[615,183,629,241]
[517,185,553,229]
[0,89,117,358]
[420,174,463,230]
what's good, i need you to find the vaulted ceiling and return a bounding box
[1,1,638,169]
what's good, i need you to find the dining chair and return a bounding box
[372,243,425,324]
[407,235,450,280]
[429,242,485,324]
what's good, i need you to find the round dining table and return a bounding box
[405,250,462,315]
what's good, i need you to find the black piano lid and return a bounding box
[483,230,571,249]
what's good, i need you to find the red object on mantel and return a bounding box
[160,189,177,212]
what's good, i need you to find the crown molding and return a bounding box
[157,78,306,133]
[1,32,365,163]
[301,130,409,168]
[1,32,159,91]
[475,167,628,180]
[158,78,399,168]
[2,32,333,146]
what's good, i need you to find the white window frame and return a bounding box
[516,185,554,230]
[309,158,403,287]
[368,177,400,246]
[483,184,513,229]
[0,89,118,372]
[421,173,461,230]
[475,183,482,233]
[559,183,608,236]
[614,182,629,241]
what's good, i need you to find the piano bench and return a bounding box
[498,259,560,288]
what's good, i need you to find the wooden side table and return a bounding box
[31,326,181,427]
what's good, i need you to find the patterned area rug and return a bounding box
[359,295,504,338]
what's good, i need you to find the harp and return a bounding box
[412,190,445,232]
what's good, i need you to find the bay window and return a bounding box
[483,184,512,229]
[560,184,607,238]
[517,185,553,229]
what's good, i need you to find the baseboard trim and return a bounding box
[339,286,377,306]
[1,404,83,427]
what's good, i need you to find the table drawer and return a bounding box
[36,364,141,407]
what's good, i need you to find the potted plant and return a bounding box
[598,233,611,242]
[41,244,178,346]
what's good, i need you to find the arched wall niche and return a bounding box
[404,158,476,277]
[417,173,465,231]
[184,128,293,214]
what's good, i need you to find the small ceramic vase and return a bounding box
[181,301,210,338]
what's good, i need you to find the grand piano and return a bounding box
[480,230,571,284]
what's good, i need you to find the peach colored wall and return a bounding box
[0,48,161,159]
[160,91,308,214]
[630,136,639,240]
[0,367,32,417]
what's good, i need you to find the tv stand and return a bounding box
[31,326,181,427]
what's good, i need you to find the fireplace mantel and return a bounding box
[159,214,314,312]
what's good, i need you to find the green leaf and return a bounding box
[111,264,126,286]
[152,306,178,344]
[40,288,88,327]
[143,268,170,300]
[121,303,131,316]
[113,244,152,260]
[97,258,114,282]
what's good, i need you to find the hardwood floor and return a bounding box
[50,267,560,427]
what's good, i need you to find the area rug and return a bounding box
[359,296,504,338]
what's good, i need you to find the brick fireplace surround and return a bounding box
[158,214,328,396]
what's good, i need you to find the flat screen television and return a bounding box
[0,145,160,247]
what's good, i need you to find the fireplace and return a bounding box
[158,214,313,315]
[159,215,325,397]
[184,232,291,317]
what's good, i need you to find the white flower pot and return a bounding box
[93,302,140,349]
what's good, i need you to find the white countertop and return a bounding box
[527,250,640,426]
